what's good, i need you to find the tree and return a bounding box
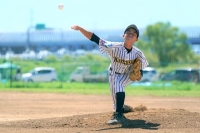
[137,22,193,67]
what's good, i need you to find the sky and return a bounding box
[0,0,200,32]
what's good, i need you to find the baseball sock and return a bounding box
[116,92,125,114]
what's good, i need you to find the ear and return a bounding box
[122,34,125,38]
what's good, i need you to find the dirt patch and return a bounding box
[0,92,200,133]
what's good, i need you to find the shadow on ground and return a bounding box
[95,118,160,131]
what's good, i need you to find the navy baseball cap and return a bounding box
[124,24,139,38]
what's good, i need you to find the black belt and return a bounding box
[110,67,123,74]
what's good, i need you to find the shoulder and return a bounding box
[132,45,143,53]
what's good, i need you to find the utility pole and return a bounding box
[10,61,13,88]
[26,8,34,51]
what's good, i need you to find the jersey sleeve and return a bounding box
[99,39,123,56]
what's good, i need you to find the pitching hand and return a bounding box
[71,25,81,30]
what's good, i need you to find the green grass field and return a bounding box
[0,81,199,97]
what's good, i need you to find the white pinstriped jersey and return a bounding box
[99,39,149,74]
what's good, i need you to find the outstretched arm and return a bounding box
[71,25,93,40]
[71,25,100,44]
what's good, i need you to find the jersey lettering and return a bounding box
[113,57,134,65]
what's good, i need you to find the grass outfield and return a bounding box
[0,81,199,97]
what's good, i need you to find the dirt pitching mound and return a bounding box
[1,107,200,133]
[1,92,200,133]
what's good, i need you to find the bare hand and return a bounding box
[71,25,81,30]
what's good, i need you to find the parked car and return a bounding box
[140,67,159,82]
[160,68,199,82]
[69,66,108,82]
[22,67,57,82]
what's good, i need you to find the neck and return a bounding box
[124,43,133,49]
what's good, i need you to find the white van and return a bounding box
[22,67,57,82]
[140,67,159,82]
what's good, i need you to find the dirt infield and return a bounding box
[0,92,200,133]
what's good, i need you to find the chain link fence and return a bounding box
[0,60,199,88]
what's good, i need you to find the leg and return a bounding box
[107,73,130,124]
[108,72,116,110]
[109,73,132,111]
[116,92,125,114]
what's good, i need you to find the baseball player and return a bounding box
[71,24,149,125]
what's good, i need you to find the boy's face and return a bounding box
[123,28,138,43]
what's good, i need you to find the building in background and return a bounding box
[0,26,199,54]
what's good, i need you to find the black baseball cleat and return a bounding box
[107,112,124,125]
